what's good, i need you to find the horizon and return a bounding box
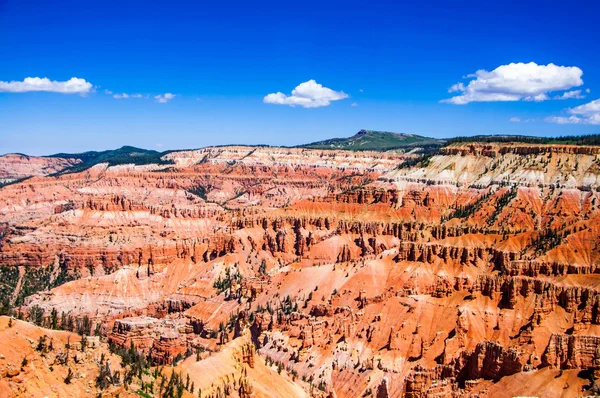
[5,129,600,158]
[2,0,600,155]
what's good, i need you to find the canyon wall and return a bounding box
[2,143,600,396]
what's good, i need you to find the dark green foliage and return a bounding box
[444,190,493,221]
[0,266,19,313]
[11,264,76,307]
[136,390,153,398]
[48,146,174,175]
[396,152,435,169]
[96,358,120,390]
[531,228,562,254]
[94,322,102,336]
[186,184,209,201]
[76,315,92,336]
[279,295,296,315]
[487,187,518,225]
[318,381,328,392]
[109,341,150,385]
[157,370,188,398]
[0,264,78,315]
[213,265,242,294]
[50,308,58,330]
[300,130,445,152]
[36,335,50,353]
[29,305,44,326]
[580,368,600,395]
[258,260,267,276]
[64,368,73,384]
[19,266,62,305]
[0,176,32,188]
[446,134,600,146]
[60,311,76,332]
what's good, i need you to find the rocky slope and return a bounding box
[0,316,131,398]
[0,153,80,185]
[2,142,600,397]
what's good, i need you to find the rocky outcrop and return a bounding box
[454,341,523,381]
[0,153,80,181]
[405,341,522,396]
[337,244,352,263]
[108,317,188,365]
[542,334,600,370]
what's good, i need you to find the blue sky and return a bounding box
[1,0,599,155]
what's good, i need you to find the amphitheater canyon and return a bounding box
[2,141,600,397]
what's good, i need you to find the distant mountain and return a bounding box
[299,130,445,151]
[48,146,172,175]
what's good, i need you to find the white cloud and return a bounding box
[104,89,113,95]
[264,79,348,108]
[545,98,600,125]
[113,92,143,99]
[545,116,584,124]
[155,93,176,103]
[524,93,549,102]
[448,82,465,92]
[554,90,585,100]
[441,62,584,105]
[351,102,358,107]
[510,116,536,123]
[0,77,93,95]
[571,99,600,116]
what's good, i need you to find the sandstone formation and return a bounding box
[1,142,600,396]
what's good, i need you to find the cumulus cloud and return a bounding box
[441,62,584,105]
[264,80,348,108]
[155,93,176,103]
[0,77,93,95]
[545,99,600,125]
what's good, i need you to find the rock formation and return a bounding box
[2,142,600,396]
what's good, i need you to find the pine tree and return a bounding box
[51,308,58,330]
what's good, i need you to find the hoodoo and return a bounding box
[3,137,600,396]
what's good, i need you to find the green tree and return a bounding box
[51,308,58,330]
